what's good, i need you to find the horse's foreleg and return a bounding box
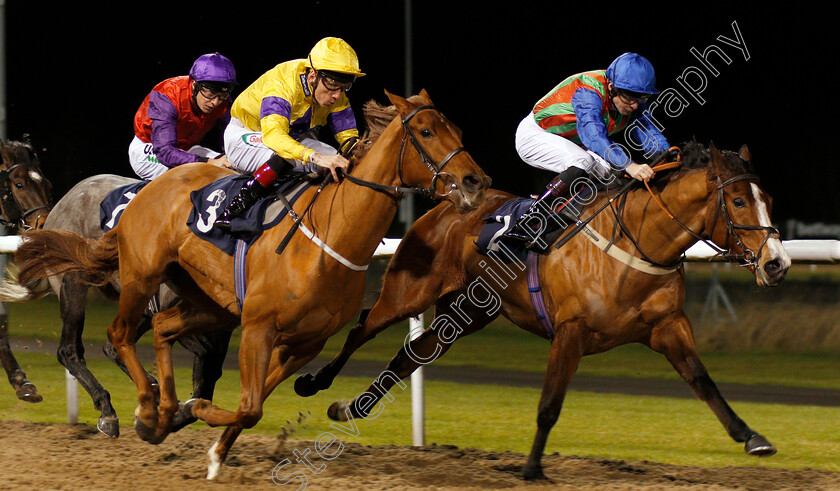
[649,315,776,456]
[295,267,451,398]
[170,329,234,433]
[329,296,490,421]
[205,342,320,480]
[191,322,273,429]
[0,315,41,402]
[55,274,120,437]
[523,321,586,481]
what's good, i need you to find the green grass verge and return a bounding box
[2,352,838,472]
[8,296,840,390]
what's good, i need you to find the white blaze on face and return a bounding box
[29,170,44,183]
[751,183,791,268]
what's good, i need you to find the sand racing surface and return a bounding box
[1,420,838,490]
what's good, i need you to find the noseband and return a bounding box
[0,164,51,231]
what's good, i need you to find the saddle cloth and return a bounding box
[186,174,314,256]
[474,197,536,262]
[99,175,314,256]
[99,181,150,232]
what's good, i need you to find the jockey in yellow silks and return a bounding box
[214,37,364,231]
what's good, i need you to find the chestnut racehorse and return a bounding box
[297,141,790,480]
[0,138,51,402]
[13,90,491,478]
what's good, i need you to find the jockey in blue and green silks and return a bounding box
[506,52,672,242]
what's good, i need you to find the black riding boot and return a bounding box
[213,178,272,232]
[504,167,587,244]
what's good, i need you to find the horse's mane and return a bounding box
[347,99,399,163]
[350,95,440,163]
[663,140,753,183]
[0,136,40,168]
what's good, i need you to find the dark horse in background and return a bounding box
[0,138,52,402]
[295,141,790,481]
[0,170,232,438]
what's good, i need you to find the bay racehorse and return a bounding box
[0,174,233,437]
[12,90,491,478]
[0,138,51,402]
[296,141,790,480]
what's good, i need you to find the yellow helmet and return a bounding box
[306,37,365,79]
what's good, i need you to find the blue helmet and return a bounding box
[189,52,238,85]
[606,53,658,95]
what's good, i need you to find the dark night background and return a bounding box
[3,2,835,234]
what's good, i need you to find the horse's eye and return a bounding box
[14,182,23,190]
[733,197,746,208]
[420,129,432,138]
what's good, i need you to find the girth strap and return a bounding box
[526,251,555,339]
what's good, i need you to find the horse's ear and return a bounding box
[418,88,433,105]
[707,141,724,169]
[738,144,751,162]
[385,89,412,116]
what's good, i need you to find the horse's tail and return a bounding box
[15,229,119,288]
[0,266,50,303]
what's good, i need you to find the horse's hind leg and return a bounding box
[649,314,776,456]
[328,294,492,421]
[55,273,120,437]
[146,294,238,444]
[0,315,42,402]
[108,277,164,440]
[523,320,586,481]
[102,293,161,389]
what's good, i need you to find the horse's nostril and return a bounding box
[461,174,482,192]
[764,260,781,276]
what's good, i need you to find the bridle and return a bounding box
[340,104,467,199]
[611,151,780,269]
[0,163,51,231]
[706,173,780,267]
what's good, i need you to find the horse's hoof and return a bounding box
[97,416,120,438]
[294,373,320,397]
[522,463,547,481]
[134,417,162,444]
[133,406,165,444]
[745,433,777,457]
[16,382,43,403]
[170,399,199,433]
[327,401,352,421]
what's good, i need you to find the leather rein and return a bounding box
[606,148,780,270]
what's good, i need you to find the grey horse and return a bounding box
[0,174,235,437]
